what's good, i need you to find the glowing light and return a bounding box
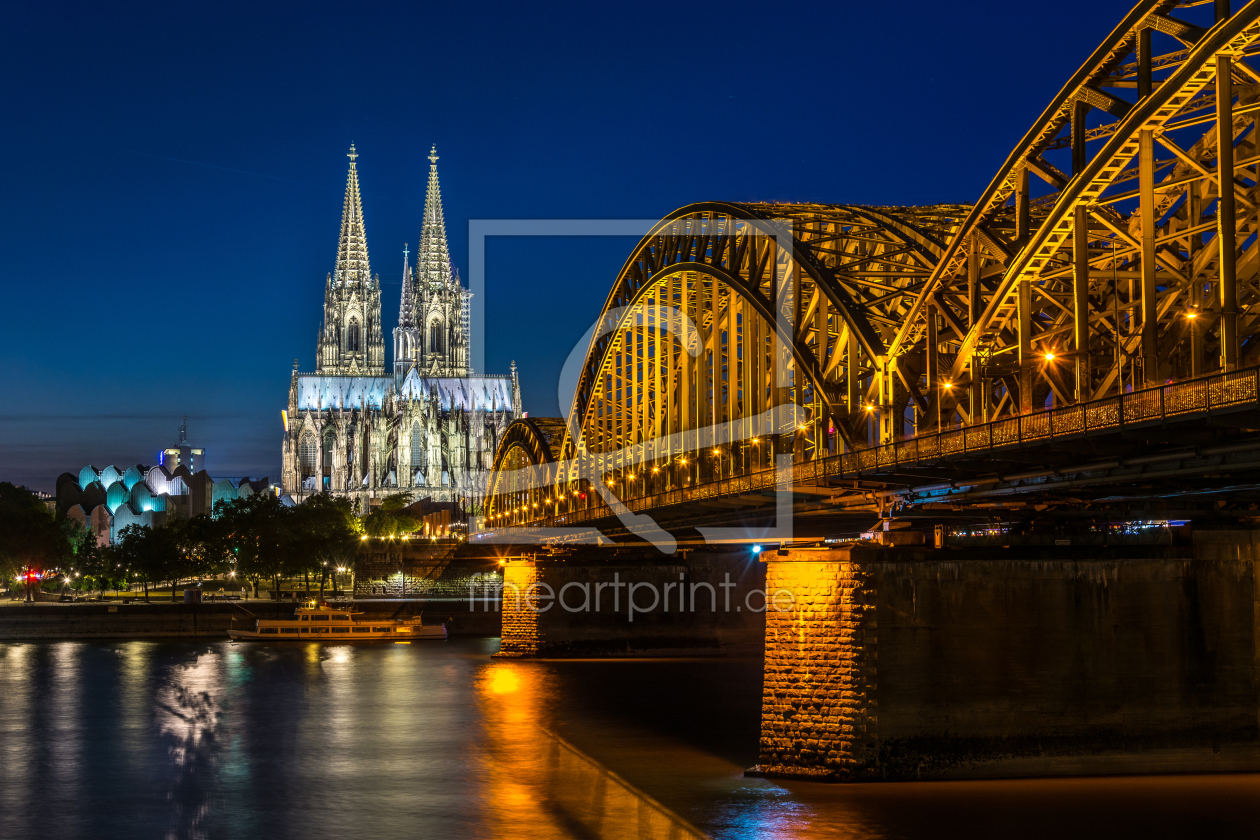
[486,667,521,696]
[752,544,762,555]
[751,438,760,444]
[865,404,874,412]
[361,536,368,541]
[652,467,659,473]
[1186,310,1199,319]
[1044,351,1056,362]
[942,382,952,390]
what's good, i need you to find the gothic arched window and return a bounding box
[347,319,361,352]
[323,430,336,471]
[299,434,317,478]
[411,422,424,467]
[429,321,443,355]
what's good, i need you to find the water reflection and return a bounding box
[155,652,224,840]
[2,640,1259,840]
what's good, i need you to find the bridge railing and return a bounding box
[514,366,1260,529]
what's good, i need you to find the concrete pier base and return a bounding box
[751,531,1260,781]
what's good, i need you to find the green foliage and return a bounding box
[363,493,420,537]
[214,493,292,597]
[0,482,70,579]
[109,524,182,599]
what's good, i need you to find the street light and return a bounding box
[939,381,952,430]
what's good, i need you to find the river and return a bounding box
[1,638,1259,839]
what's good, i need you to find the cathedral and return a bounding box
[280,146,519,516]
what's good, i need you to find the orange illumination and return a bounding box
[1044,351,1056,362]
[942,382,952,390]
[1187,311,1199,319]
[865,405,874,412]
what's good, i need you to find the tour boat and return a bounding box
[228,601,447,641]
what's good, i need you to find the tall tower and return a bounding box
[316,145,385,375]
[398,145,471,377]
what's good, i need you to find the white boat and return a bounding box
[228,601,447,641]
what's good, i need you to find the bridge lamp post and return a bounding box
[938,382,952,431]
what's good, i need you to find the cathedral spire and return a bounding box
[318,145,385,375]
[415,144,453,289]
[334,144,371,287]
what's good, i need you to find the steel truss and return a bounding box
[487,0,1260,528]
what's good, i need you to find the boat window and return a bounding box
[311,615,329,621]
[373,628,388,632]
[331,627,349,633]
[352,627,371,633]
[259,627,278,634]
[281,628,299,634]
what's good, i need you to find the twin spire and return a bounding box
[415,143,455,290]
[333,144,372,287]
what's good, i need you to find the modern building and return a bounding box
[55,422,270,544]
[160,416,206,474]
[281,146,519,515]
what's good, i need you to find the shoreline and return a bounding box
[0,599,503,640]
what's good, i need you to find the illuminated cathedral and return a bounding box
[281,146,519,515]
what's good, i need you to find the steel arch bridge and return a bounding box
[486,0,1260,533]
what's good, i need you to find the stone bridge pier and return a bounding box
[494,530,1260,781]
[495,547,767,658]
[752,531,1260,781]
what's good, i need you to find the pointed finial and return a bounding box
[428,145,438,168]
[348,144,358,163]
[403,243,409,261]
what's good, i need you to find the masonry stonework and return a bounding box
[498,560,540,657]
[753,533,1260,781]
[755,553,877,781]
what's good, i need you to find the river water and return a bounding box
[2,638,1259,839]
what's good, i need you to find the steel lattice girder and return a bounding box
[486,0,1260,523]
[890,0,1260,421]
[558,202,966,462]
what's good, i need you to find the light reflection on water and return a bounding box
[1,640,1259,840]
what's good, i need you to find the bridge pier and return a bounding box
[752,531,1260,781]
[494,549,766,658]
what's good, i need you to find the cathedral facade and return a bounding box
[281,146,519,516]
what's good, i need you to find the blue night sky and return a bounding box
[1,0,1137,491]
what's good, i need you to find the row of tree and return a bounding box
[0,484,363,601]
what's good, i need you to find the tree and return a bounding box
[0,483,71,599]
[291,493,361,597]
[215,494,291,599]
[362,493,420,538]
[113,525,162,601]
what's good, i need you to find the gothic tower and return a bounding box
[395,145,471,377]
[316,145,385,375]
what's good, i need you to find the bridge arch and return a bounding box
[889,0,1260,422]
[485,203,966,524]
[485,1,1260,532]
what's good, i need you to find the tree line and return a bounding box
[0,484,365,601]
